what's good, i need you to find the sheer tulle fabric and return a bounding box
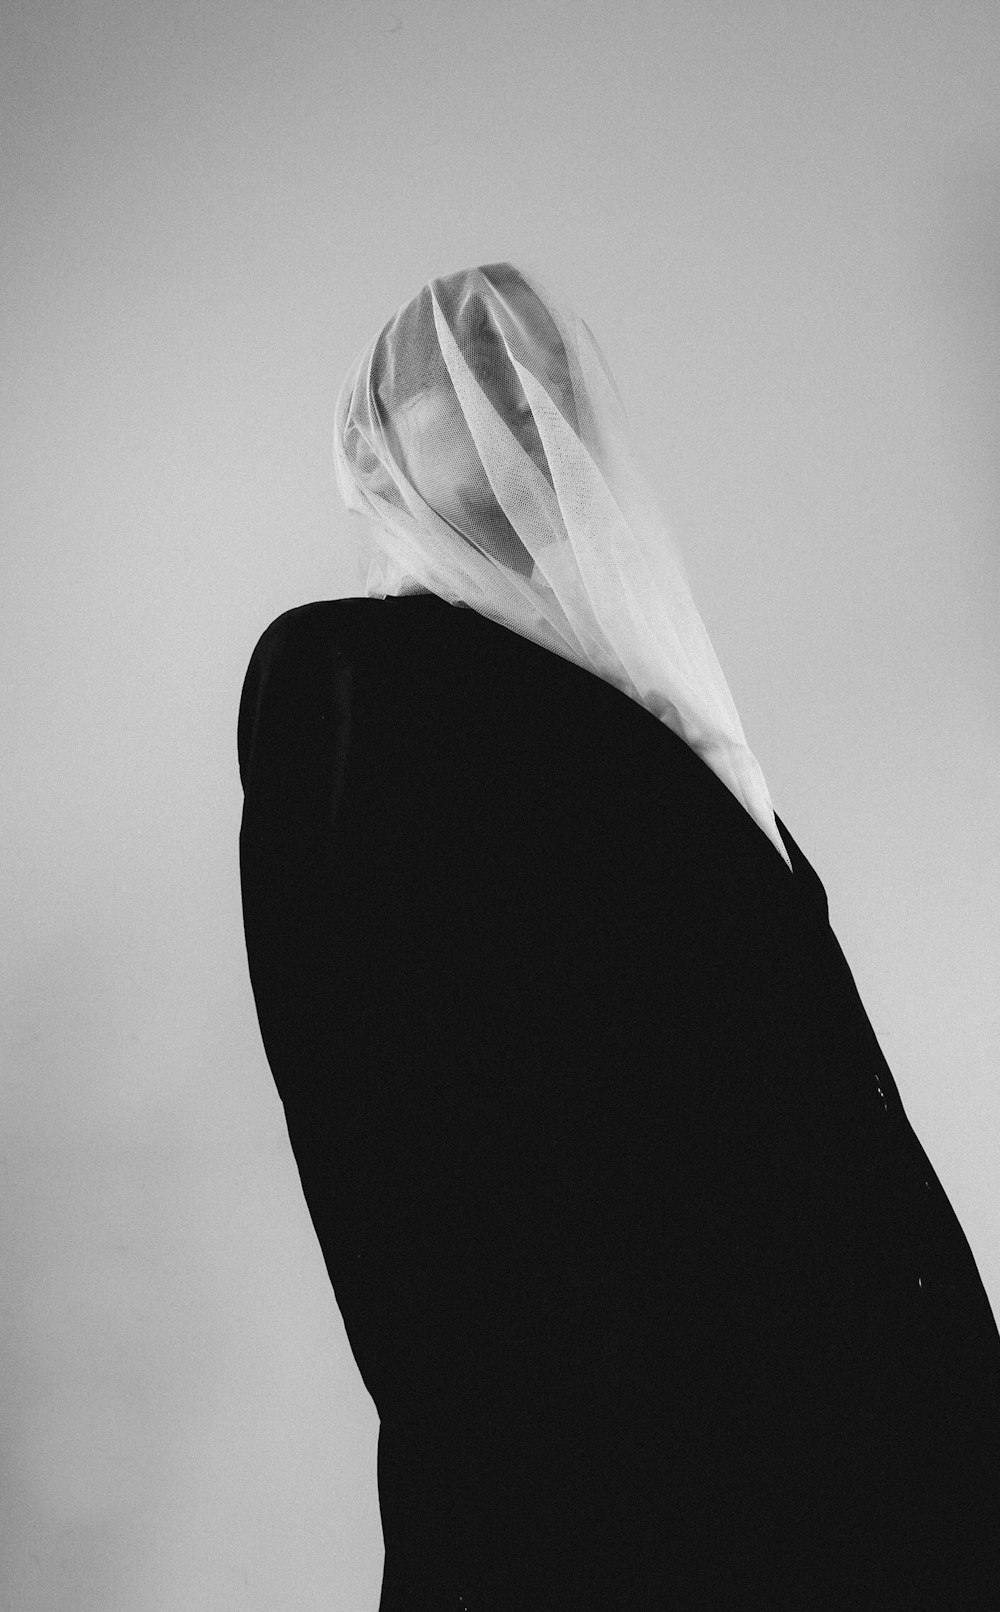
[332,261,792,872]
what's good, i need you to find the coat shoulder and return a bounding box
[245,596,374,663]
[238,599,375,791]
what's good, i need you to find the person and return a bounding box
[238,262,1000,1609]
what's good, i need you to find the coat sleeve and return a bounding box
[238,607,400,1394]
[238,606,356,1082]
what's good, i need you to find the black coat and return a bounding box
[239,593,1000,1610]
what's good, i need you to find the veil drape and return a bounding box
[332,260,792,873]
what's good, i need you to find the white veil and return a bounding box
[332,260,792,873]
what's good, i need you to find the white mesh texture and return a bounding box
[332,260,792,873]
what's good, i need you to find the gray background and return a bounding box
[3,1,999,1606]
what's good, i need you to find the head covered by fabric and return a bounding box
[333,260,792,871]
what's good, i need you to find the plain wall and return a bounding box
[3,1,999,1606]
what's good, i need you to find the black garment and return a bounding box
[238,593,1000,1611]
